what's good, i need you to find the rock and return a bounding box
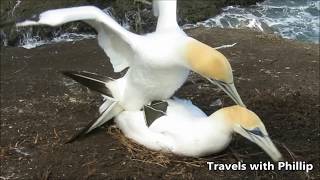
[0,0,263,47]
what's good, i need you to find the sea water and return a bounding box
[19,31,96,49]
[12,0,320,49]
[184,0,319,44]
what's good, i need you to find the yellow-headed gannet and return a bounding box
[116,98,282,161]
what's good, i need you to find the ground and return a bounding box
[0,28,319,179]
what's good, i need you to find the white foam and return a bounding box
[183,0,319,44]
[16,1,320,49]
[19,32,96,49]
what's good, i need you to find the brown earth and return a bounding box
[0,28,319,179]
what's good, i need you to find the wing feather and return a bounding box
[17,6,140,72]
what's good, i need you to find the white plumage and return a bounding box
[17,1,244,134]
[116,98,283,161]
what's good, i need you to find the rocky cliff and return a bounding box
[0,0,263,46]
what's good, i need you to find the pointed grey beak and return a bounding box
[251,135,283,162]
[240,127,283,162]
[207,78,245,107]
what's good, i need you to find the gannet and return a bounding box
[16,1,244,135]
[115,98,283,161]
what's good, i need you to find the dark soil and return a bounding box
[1,28,319,179]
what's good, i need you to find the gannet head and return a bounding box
[215,105,283,162]
[185,39,245,107]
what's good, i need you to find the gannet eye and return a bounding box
[242,127,264,137]
[248,127,264,137]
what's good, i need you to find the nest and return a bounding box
[106,125,240,169]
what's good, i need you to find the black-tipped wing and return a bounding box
[16,6,139,72]
[0,20,15,28]
[65,115,101,143]
[66,99,119,143]
[0,15,39,28]
[144,100,168,127]
[62,71,113,96]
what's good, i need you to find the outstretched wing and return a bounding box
[16,6,140,72]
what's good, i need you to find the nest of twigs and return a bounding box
[106,124,297,169]
[106,125,243,169]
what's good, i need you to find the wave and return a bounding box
[19,32,96,49]
[183,0,319,44]
[10,0,319,49]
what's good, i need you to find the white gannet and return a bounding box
[16,1,245,136]
[115,98,283,161]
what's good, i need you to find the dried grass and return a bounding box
[106,125,237,169]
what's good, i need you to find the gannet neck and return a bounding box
[155,0,179,32]
[185,39,233,83]
[208,110,233,132]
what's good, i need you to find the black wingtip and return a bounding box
[16,14,40,24]
[0,20,15,28]
[1,14,40,29]
[65,131,85,144]
[65,100,117,144]
[61,70,85,84]
[61,70,113,96]
[60,70,78,78]
[65,128,89,144]
[64,115,100,144]
[29,14,40,22]
[144,101,168,127]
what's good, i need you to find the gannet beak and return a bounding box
[207,78,245,107]
[250,135,283,162]
[240,127,282,162]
